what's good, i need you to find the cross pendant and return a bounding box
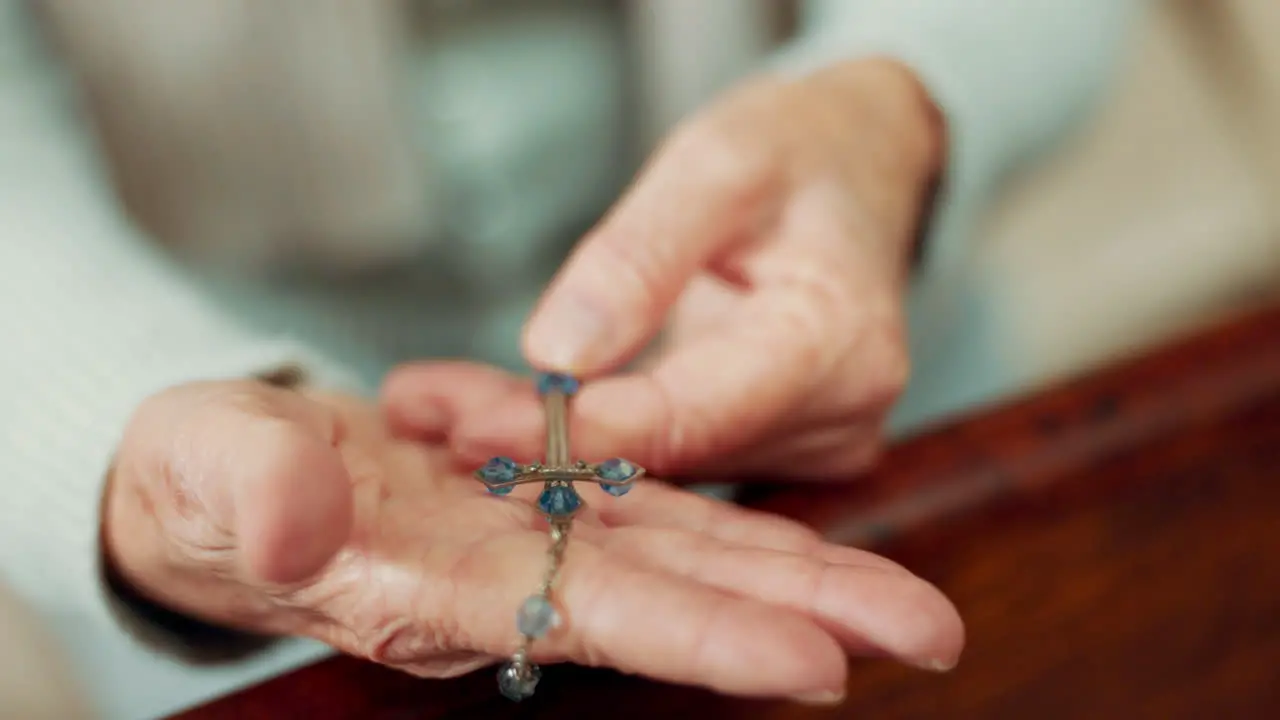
[474,373,644,518]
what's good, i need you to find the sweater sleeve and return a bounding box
[770,0,1145,275]
[0,14,354,719]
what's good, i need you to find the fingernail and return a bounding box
[525,293,612,371]
[792,689,846,706]
[926,657,958,673]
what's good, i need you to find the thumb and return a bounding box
[120,380,354,587]
[523,124,776,375]
[223,386,354,586]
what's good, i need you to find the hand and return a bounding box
[105,379,963,701]
[382,59,944,479]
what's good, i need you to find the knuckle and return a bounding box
[320,557,464,667]
[766,261,858,372]
[360,616,442,666]
[585,231,669,314]
[800,274,851,336]
[658,407,713,474]
[826,312,910,412]
[668,114,775,197]
[814,437,884,480]
[863,322,911,406]
[642,374,718,474]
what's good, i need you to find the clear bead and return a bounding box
[516,595,561,639]
[497,660,541,701]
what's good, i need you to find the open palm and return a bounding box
[289,397,963,702]
[107,383,962,705]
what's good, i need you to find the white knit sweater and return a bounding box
[0,1,1139,717]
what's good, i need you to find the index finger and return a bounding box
[469,194,861,475]
[450,299,825,476]
[522,117,781,375]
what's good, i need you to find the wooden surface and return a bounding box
[175,304,1280,720]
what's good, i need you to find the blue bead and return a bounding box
[597,457,638,481]
[601,482,632,497]
[479,456,518,483]
[535,372,580,396]
[479,457,518,494]
[597,458,638,496]
[537,485,582,517]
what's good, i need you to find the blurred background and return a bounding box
[16,0,1280,390]
[973,0,1280,392]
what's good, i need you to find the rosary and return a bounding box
[473,372,644,701]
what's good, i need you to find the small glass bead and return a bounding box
[600,483,631,497]
[479,457,518,495]
[516,595,561,639]
[597,458,638,496]
[597,457,637,481]
[497,661,541,702]
[537,485,582,517]
[535,372,581,397]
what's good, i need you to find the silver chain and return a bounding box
[477,373,643,701]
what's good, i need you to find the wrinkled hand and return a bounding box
[383,59,943,479]
[104,379,963,702]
